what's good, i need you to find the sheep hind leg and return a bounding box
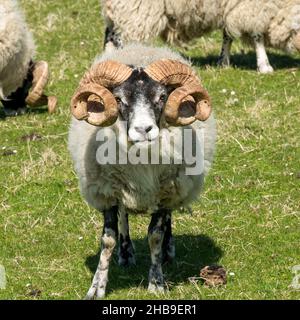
[252,33,274,73]
[217,29,233,67]
[147,208,169,293]
[118,209,135,266]
[162,211,175,264]
[85,206,118,300]
[104,26,123,51]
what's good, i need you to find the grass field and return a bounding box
[0,0,300,300]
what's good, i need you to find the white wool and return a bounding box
[68,44,217,213]
[0,0,35,97]
[102,0,300,52]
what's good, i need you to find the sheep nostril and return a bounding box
[134,125,153,134]
[145,125,153,133]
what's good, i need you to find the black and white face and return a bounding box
[113,69,168,143]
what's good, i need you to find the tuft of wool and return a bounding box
[0,0,35,98]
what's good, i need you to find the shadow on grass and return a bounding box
[85,234,223,293]
[190,51,300,70]
[0,106,48,120]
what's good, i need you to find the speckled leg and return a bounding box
[85,206,118,300]
[252,33,274,73]
[162,211,175,264]
[217,29,233,67]
[104,26,123,50]
[118,209,135,266]
[148,208,169,293]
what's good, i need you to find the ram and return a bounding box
[68,44,216,299]
[102,0,300,73]
[0,0,56,116]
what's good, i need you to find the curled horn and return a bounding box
[71,60,133,126]
[145,59,212,126]
[25,61,57,114]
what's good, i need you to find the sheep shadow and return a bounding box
[190,51,300,70]
[85,234,223,294]
[0,106,48,120]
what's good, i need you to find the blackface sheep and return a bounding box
[0,0,57,116]
[102,0,300,73]
[68,44,216,299]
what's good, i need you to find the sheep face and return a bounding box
[113,69,168,143]
[71,59,211,128]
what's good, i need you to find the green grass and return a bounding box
[0,0,300,300]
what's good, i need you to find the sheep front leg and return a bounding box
[148,208,169,293]
[162,211,175,264]
[118,209,135,266]
[85,206,118,300]
[217,29,233,67]
[252,33,274,73]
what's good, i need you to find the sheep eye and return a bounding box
[115,97,122,104]
[159,94,167,103]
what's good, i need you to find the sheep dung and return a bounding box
[200,265,227,287]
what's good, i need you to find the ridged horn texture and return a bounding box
[145,59,212,126]
[71,60,133,126]
[25,61,58,114]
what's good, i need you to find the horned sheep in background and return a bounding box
[102,0,300,73]
[0,0,57,116]
[68,44,216,299]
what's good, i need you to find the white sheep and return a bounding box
[102,0,300,73]
[68,44,216,299]
[0,0,57,116]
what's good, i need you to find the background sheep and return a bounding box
[68,44,216,299]
[102,0,300,73]
[0,0,56,116]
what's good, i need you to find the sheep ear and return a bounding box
[177,97,211,123]
[70,83,119,127]
[165,85,212,126]
[195,98,211,121]
[178,96,197,118]
[165,86,195,119]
